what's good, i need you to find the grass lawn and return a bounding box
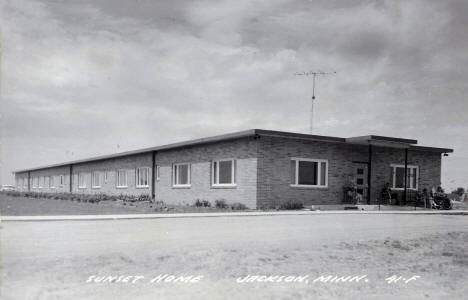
[2,214,468,300]
[0,194,247,216]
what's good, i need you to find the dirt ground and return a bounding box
[1,214,467,300]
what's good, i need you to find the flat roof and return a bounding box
[13,129,453,173]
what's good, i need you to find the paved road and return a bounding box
[3,214,468,261]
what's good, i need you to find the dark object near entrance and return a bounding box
[432,192,452,210]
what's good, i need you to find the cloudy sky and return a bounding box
[1,0,467,190]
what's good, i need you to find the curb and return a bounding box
[1,210,467,222]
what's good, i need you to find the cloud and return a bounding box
[1,0,467,190]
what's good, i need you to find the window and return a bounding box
[136,167,150,187]
[49,176,55,188]
[60,175,64,187]
[290,158,328,187]
[39,176,44,188]
[23,178,28,188]
[156,166,160,181]
[17,178,22,188]
[104,172,108,184]
[78,173,86,188]
[92,172,100,188]
[212,159,236,186]
[116,170,128,188]
[391,165,418,190]
[33,177,38,188]
[173,163,190,187]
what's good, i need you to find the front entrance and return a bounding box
[354,164,368,203]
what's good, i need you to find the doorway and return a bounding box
[354,164,368,203]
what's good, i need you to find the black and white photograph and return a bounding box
[1,0,467,299]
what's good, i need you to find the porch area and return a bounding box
[341,135,453,209]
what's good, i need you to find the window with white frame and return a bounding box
[49,176,55,188]
[156,166,160,181]
[92,172,101,188]
[136,167,150,187]
[173,163,190,187]
[116,170,128,188]
[39,176,44,188]
[212,159,236,186]
[391,164,418,190]
[78,173,86,188]
[290,158,328,187]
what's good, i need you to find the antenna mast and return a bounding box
[295,71,336,133]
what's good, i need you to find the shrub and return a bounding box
[230,202,248,210]
[215,199,228,209]
[194,199,211,207]
[279,200,304,210]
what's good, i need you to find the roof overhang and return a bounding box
[346,135,417,149]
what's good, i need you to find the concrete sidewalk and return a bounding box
[1,209,467,221]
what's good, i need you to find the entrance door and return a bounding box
[355,164,368,203]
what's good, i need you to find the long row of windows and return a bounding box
[17,159,419,191]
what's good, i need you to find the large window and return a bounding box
[173,163,190,187]
[49,176,55,188]
[290,158,328,187]
[391,165,418,190]
[78,173,86,188]
[212,159,236,186]
[33,177,38,188]
[92,172,101,188]
[23,178,28,188]
[136,167,150,187]
[39,176,44,188]
[116,170,128,188]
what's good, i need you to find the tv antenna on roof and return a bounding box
[294,70,336,134]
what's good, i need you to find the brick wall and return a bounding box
[155,137,258,208]
[28,166,71,193]
[256,136,442,208]
[71,153,153,196]
[256,136,359,208]
[370,147,441,202]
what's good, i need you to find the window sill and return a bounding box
[116,186,128,189]
[172,185,191,189]
[211,184,237,189]
[136,185,149,189]
[78,187,87,189]
[391,188,418,191]
[92,186,101,189]
[290,184,328,189]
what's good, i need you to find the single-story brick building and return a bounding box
[13,129,453,209]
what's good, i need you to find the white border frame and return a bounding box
[91,171,101,189]
[78,173,87,189]
[211,159,237,187]
[172,163,191,188]
[156,166,160,181]
[136,167,150,188]
[390,164,419,190]
[116,169,128,188]
[290,157,329,188]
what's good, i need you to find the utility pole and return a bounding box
[295,71,336,133]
